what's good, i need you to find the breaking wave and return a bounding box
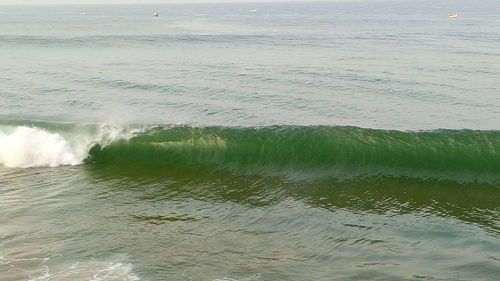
[0,123,141,168]
[1,122,499,182]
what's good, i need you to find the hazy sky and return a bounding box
[0,0,331,5]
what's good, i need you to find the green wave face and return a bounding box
[87,125,500,182]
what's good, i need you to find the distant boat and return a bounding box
[448,14,459,18]
[79,12,87,15]
[249,9,257,13]
[153,12,159,17]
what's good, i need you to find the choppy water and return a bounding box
[1,1,500,280]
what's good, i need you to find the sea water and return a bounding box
[0,1,499,280]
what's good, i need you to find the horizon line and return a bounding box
[0,0,355,6]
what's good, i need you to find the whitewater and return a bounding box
[0,124,141,168]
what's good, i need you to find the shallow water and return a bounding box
[1,1,499,280]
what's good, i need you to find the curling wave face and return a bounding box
[1,122,499,183]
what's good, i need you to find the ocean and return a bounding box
[0,1,499,280]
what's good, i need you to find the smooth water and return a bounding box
[1,1,500,280]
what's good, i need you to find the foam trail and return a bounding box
[27,260,139,281]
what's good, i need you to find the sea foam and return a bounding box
[27,259,139,281]
[0,126,81,168]
[0,125,138,168]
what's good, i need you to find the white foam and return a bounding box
[28,260,140,281]
[0,125,141,169]
[0,126,81,168]
[214,274,262,281]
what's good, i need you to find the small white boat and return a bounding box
[448,13,459,18]
[80,12,87,15]
[249,9,257,13]
[153,12,159,17]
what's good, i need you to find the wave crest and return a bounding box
[87,125,500,182]
[1,123,498,182]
